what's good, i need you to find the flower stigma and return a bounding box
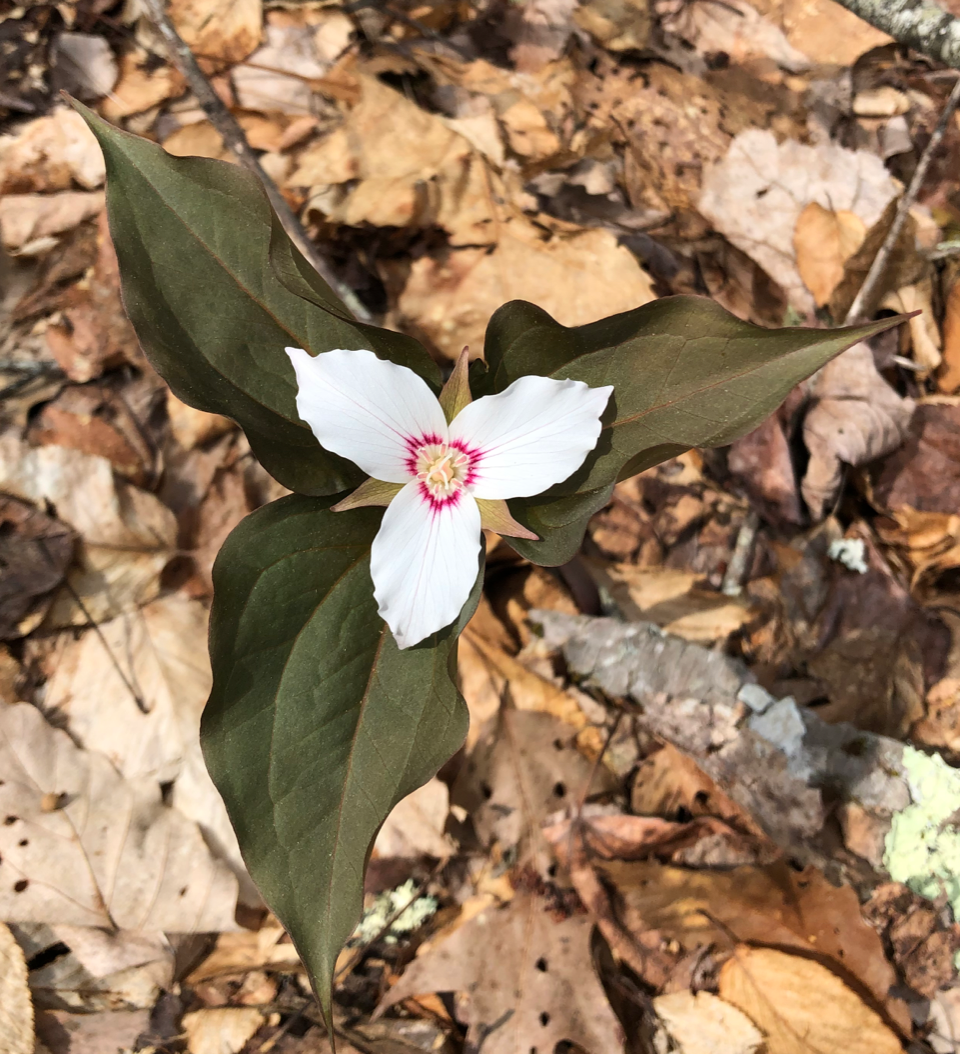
[415,441,471,502]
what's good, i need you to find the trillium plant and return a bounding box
[75,99,904,1025]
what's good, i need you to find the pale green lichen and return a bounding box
[884,746,960,918]
[350,880,438,946]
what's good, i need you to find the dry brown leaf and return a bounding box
[882,279,942,373]
[504,0,580,72]
[453,710,616,872]
[233,21,343,115]
[595,859,908,1030]
[374,777,456,860]
[188,925,301,983]
[0,434,176,625]
[718,946,902,1054]
[53,32,119,102]
[0,702,237,931]
[700,130,897,313]
[17,922,172,1013]
[0,190,104,253]
[168,0,261,65]
[664,0,810,71]
[750,0,892,65]
[166,390,235,450]
[397,217,654,358]
[574,0,651,51]
[34,1009,149,1054]
[802,341,915,520]
[0,108,104,194]
[42,594,250,898]
[596,564,755,643]
[380,892,623,1054]
[794,203,866,307]
[458,622,592,745]
[0,923,33,1054]
[0,497,73,639]
[654,990,763,1054]
[162,121,234,162]
[871,404,960,514]
[100,48,186,121]
[728,414,803,525]
[498,97,560,159]
[183,1008,265,1054]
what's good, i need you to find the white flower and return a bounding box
[285,346,612,649]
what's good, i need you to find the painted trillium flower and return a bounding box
[285,346,612,649]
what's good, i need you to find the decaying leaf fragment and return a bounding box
[380,892,623,1054]
[0,923,33,1054]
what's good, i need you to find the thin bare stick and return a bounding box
[139,0,373,324]
[845,74,960,323]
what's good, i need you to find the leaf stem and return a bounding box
[138,0,374,324]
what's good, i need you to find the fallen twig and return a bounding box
[845,73,960,323]
[139,0,373,324]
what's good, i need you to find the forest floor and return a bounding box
[3,0,960,1051]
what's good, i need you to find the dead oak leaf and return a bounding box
[794,203,866,307]
[719,946,901,1054]
[168,0,261,66]
[380,892,623,1054]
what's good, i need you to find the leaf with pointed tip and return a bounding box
[202,495,480,1026]
[73,102,439,496]
[481,298,906,563]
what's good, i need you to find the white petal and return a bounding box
[371,482,481,649]
[449,375,613,499]
[286,347,448,483]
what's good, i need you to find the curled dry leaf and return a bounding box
[700,129,897,313]
[0,922,33,1054]
[871,403,960,515]
[801,341,915,520]
[718,946,902,1054]
[0,702,238,932]
[379,892,623,1054]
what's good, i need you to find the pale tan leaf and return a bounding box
[655,990,763,1054]
[794,203,866,307]
[99,48,186,121]
[0,108,104,194]
[375,777,457,860]
[183,1008,265,1054]
[0,923,33,1054]
[0,702,238,932]
[718,946,902,1054]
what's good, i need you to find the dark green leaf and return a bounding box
[74,102,440,496]
[482,298,906,564]
[202,495,479,1024]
